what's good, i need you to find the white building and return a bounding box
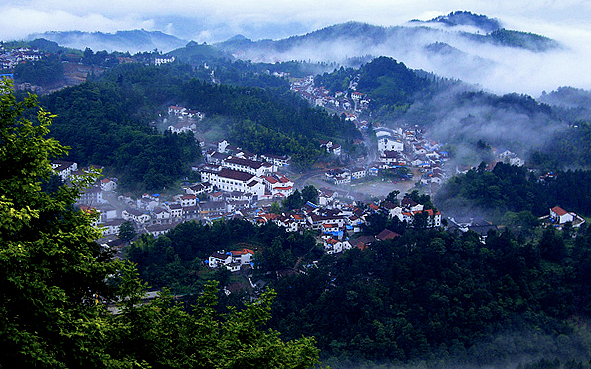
[222,156,275,177]
[378,137,404,153]
[155,56,175,65]
[201,168,266,198]
[146,223,176,237]
[550,206,575,224]
[263,175,295,197]
[122,208,151,224]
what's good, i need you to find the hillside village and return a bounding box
[52,93,542,275]
[54,134,446,268]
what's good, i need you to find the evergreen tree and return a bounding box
[0,80,123,367]
[0,81,320,368]
[118,220,137,242]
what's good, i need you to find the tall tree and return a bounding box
[0,80,123,367]
[0,81,321,368]
[118,220,137,242]
[302,185,319,204]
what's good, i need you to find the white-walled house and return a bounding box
[100,218,125,236]
[208,248,254,271]
[145,223,176,237]
[100,178,117,191]
[550,206,575,224]
[202,168,266,198]
[222,156,275,177]
[230,249,255,265]
[122,208,151,224]
[208,251,232,268]
[324,238,352,254]
[378,137,403,153]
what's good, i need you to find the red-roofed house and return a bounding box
[263,175,294,197]
[100,178,117,191]
[550,206,575,224]
[376,229,401,241]
[230,249,255,265]
[323,238,352,254]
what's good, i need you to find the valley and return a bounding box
[2,9,591,369]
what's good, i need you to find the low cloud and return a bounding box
[2,1,591,95]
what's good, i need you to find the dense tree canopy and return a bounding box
[437,162,591,220]
[268,226,591,366]
[0,82,320,368]
[41,81,201,191]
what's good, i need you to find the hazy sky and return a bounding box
[3,0,591,95]
[2,0,590,44]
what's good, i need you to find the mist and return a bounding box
[321,325,591,369]
[221,20,591,96]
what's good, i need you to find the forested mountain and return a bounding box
[436,162,591,221]
[41,80,201,191]
[311,56,591,169]
[28,29,188,53]
[269,226,591,366]
[123,212,591,367]
[216,15,557,60]
[422,10,502,32]
[210,11,560,91]
[39,62,359,189]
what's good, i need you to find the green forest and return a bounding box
[122,210,591,368]
[436,162,591,220]
[0,82,319,368]
[36,62,360,190]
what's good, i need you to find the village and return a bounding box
[45,70,585,278]
[50,91,583,278]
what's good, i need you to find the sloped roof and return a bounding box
[376,229,401,241]
[551,206,568,216]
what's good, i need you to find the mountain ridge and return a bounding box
[27,29,188,53]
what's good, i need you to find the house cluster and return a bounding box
[154,56,175,66]
[548,206,585,228]
[290,75,370,127]
[252,191,441,255]
[50,160,124,237]
[376,127,450,186]
[51,160,117,195]
[56,137,297,246]
[166,105,204,134]
[197,139,293,200]
[0,47,44,69]
[322,126,451,187]
[207,248,255,272]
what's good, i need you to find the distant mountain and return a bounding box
[212,12,560,95]
[167,41,234,63]
[420,10,502,33]
[27,30,188,53]
[215,15,559,63]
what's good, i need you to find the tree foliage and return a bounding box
[126,219,319,292]
[41,81,201,191]
[0,82,320,368]
[14,54,65,86]
[0,80,123,367]
[118,220,137,242]
[268,226,591,365]
[437,162,591,220]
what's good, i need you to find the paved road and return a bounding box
[292,169,326,190]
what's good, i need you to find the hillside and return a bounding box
[215,14,559,66]
[39,62,360,190]
[312,56,587,168]
[28,29,188,53]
